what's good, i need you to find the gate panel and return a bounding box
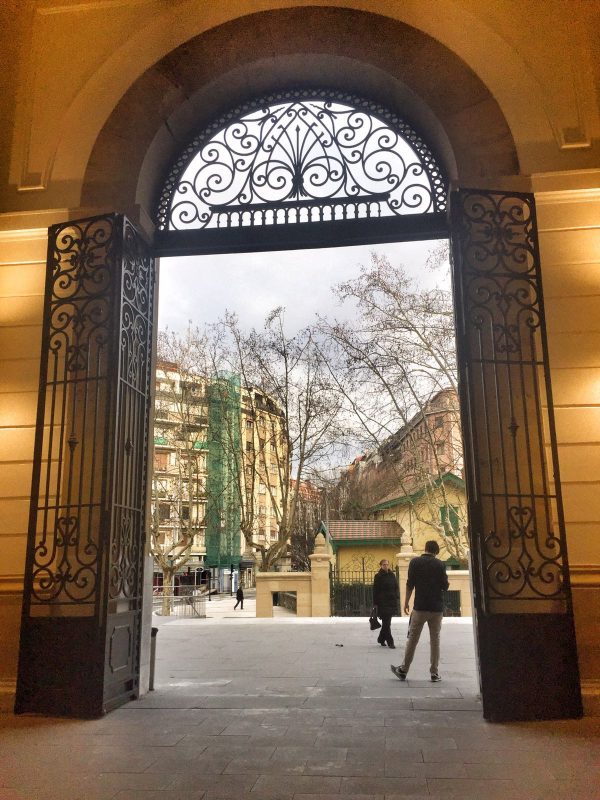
[15,214,154,718]
[330,569,377,616]
[450,189,582,720]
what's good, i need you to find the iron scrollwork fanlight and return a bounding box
[157,91,447,232]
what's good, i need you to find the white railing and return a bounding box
[153,590,207,618]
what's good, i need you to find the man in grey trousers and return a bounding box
[390,540,449,682]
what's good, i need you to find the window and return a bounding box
[436,442,445,454]
[246,419,253,429]
[155,403,170,420]
[154,452,168,471]
[246,441,254,452]
[258,415,266,428]
[158,503,171,522]
[259,505,266,517]
[259,482,266,494]
[434,415,444,429]
[181,506,190,521]
[270,462,277,473]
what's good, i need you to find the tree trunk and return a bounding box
[162,569,175,616]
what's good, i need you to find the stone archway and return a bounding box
[79,7,518,221]
[14,10,582,722]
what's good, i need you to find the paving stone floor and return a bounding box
[1,596,599,799]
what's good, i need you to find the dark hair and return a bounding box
[424,540,440,554]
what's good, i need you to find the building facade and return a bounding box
[241,387,287,561]
[151,365,288,589]
[336,389,467,562]
[152,361,209,580]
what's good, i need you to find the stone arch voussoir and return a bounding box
[80,7,519,223]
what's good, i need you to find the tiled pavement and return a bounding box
[1,598,599,800]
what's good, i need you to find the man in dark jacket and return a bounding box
[234,585,244,610]
[391,540,449,681]
[372,558,399,648]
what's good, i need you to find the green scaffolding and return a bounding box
[205,374,242,568]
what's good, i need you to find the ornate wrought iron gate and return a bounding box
[330,568,378,616]
[15,214,155,717]
[450,190,582,720]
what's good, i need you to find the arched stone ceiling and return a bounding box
[81,7,518,220]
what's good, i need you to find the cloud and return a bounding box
[158,240,448,335]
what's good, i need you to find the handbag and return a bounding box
[369,606,381,630]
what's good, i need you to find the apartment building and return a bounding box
[152,361,210,578]
[240,388,287,562]
[152,365,288,588]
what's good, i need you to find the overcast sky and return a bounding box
[157,239,449,335]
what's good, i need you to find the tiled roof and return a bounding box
[323,520,403,541]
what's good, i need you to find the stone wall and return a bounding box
[535,174,600,708]
[0,213,56,709]
[255,533,333,618]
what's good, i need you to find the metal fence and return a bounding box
[442,589,462,616]
[153,590,207,618]
[330,569,380,617]
[330,568,462,617]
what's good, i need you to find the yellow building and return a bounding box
[240,387,286,563]
[0,2,598,721]
[370,473,467,564]
[322,520,404,574]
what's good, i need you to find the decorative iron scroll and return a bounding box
[157,90,447,231]
[26,216,118,609]
[23,215,154,614]
[109,219,154,602]
[451,190,569,612]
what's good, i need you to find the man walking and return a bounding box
[372,558,400,649]
[391,540,449,682]
[234,585,244,610]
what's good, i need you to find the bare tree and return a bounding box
[150,328,213,615]
[320,249,469,564]
[288,478,326,571]
[213,309,347,571]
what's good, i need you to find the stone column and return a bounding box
[309,533,333,617]
[255,574,274,618]
[396,533,414,615]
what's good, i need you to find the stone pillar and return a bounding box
[447,570,473,617]
[309,533,333,617]
[255,574,274,618]
[396,534,414,615]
